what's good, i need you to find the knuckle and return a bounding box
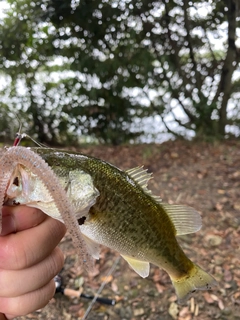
[46,247,65,278]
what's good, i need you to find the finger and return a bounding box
[0,247,64,297]
[0,216,66,270]
[1,206,47,236]
[0,279,56,318]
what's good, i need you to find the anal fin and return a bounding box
[121,255,150,278]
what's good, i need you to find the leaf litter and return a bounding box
[1,140,240,320]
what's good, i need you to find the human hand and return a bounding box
[0,206,66,319]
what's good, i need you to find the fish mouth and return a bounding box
[4,170,21,205]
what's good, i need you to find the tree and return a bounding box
[150,0,240,139]
[0,0,239,144]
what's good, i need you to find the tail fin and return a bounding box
[171,264,217,304]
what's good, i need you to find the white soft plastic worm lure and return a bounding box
[0,146,93,270]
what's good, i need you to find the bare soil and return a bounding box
[10,140,240,319]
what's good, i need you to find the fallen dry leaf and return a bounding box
[10,140,240,320]
[168,302,178,319]
[100,275,113,283]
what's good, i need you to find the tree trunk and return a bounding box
[217,0,237,137]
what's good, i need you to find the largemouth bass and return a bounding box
[4,147,217,302]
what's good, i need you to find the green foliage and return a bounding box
[0,0,239,145]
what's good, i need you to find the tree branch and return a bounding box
[160,113,184,138]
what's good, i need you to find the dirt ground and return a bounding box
[3,140,240,320]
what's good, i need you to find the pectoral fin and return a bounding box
[121,255,150,278]
[81,234,100,259]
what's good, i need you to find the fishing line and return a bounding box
[12,115,49,147]
[13,131,49,148]
[82,256,120,320]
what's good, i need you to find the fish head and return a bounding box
[4,163,62,221]
[6,164,53,204]
[4,163,99,223]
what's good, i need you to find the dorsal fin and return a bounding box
[126,166,152,189]
[126,166,162,203]
[161,203,202,235]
